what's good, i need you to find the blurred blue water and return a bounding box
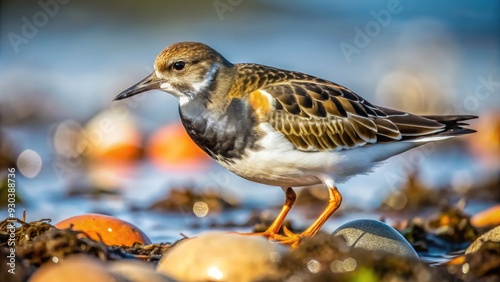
[2,1,498,119]
[1,0,499,243]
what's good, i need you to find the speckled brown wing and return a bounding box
[261,80,447,152]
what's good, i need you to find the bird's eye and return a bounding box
[172,61,186,71]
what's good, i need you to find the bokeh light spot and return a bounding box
[343,257,357,272]
[193,201,209,218]
[330,260,344,273]
[207,266,223,280]
[462,262,470,274]
[307,259,320,273]
[17,149,42,178]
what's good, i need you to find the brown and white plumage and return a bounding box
[231,63,475,152]
[115,42,477,246]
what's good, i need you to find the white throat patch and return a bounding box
[179,96,190,106]
[159,63,220,106]
[191,63,219,94]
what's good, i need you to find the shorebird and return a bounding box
[114,42,476,247]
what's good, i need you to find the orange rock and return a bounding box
[82,110,143,163]
[466,111,500,167]
[447,255,465,265]
[55,213,151,246]
[147,123,210,170]
[471,205,500,228]
[98,144,142,161]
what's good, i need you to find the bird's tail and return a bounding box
[422,115,477,136]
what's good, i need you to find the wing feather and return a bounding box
[240,66,464,152]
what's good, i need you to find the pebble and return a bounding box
[332,219,419,259]
[55,213,152,246]
[28,255,126,282]
[465,225,500,254]
[147,123,210,171]
[109,260,177,282]
[83,109,142,162]
[471,205,500,228]
[157,233,286,281]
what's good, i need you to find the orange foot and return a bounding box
[230,227,304,248]
[231,184,343,248]
[268,226,305,248]
[270,185,342,248]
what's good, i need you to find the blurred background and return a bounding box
[1,0,499,243]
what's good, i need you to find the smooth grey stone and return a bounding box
[332,219,419,259]
[465,225,500,254]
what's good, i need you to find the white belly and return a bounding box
[221,123,421,187]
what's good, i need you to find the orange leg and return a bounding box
[232,177,342,248]
[300,185,342,235]
[273,179,343,248]
[233,187,296,239]
[263,187,296,236]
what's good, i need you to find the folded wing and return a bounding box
[259,80,474,152]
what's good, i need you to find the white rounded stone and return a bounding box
[465,225,500,254]
[109,259,177,282]
[28,255,126,282]
[157,233,286,281]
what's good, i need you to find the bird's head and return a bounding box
[114,42,233,104]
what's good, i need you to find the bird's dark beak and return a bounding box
[114,72,161,101]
